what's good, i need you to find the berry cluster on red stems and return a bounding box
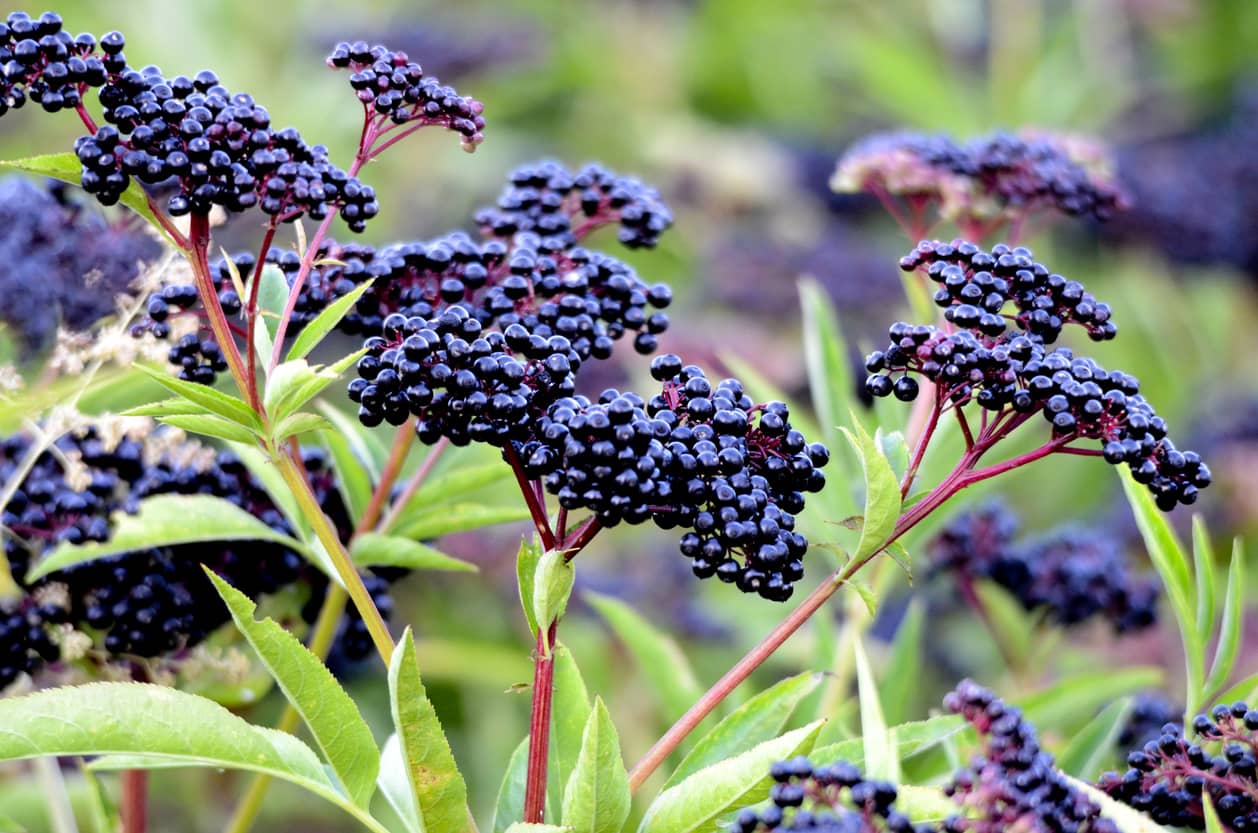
[865,240,1210,510]
[0,11,118,116]
[1099,701,1258,830]
[943,679,1119,833]
[929,502,1159,633]
[727,757,929,832]
[326,40,485,151]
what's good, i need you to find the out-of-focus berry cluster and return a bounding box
[833,130,1126,232]
[0,176,160,353]
[930,502,1159,633]
[1118,693,1183,753]
[865,240,1210,510]
[0,423,395,691]
[1100,701,1258,830]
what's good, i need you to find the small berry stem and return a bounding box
[359,420,417,532]
[72,100,97,134]
[187,215,256,410]
[121,770,147,833]
[954,406,975,449]
[379,433,448,533]
[901,393,943,497]
[503,444,555,550]
[523,620,559,823]
[244,219,279,402]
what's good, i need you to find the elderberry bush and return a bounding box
[1100,701,1258,830]
[865,240,1210,510]
[930,502,1159,633]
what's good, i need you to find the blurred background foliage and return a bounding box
[2,0,1258,830]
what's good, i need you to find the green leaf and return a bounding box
[875,428,909,484]
[396,503,533,541]
[273,411,331,441]
[257,264,290,341]
[316,401,387,478]
[319,427,373,521]
[287,280,377,361]
[265,359,343,424]
[895,785,957,823]
[534,547,575,644]
[157,413,258,443]
[517,535,544,637]
[1057,699,1131,781]
[493,737,531,833]
[387,460,516,528]
[840,414,902,562]
[1203,538,1246,702]
[121,398,211,417]
[378,734,422,833]
[27,495,304,582]
[810,714,967,769]
[1192,516,1218,649]
[0,153,177,246]
[799,278,851,447]
[972,580,1034,667]
[351,534,478,573]
[1215,670,1258,708]
[879,600,924,725]
[637,721,822,833]
[389,628,472,833]
[0,683,389,833]
[1017,667,1162,730]
[1068,777,1176,833]
[135,364,260,429]
[551,643,593,817]
[853,633,895,781]
[1202,792,1226,833]
[585,592,703,723]
[664,672,823,789]
[561,698,630,833]
[0,812,25,832]
[208,573,380,807]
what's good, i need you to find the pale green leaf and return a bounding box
[1057,699,1131,781]
[1204,539,1246,702]
[561,698,630,833]
[1214,671,1258,708]
[637,721,823,833]
[896,785,956,823]
[319,427,373,521]
[809,713,967,768]
[534,547,575,642]
[664,672,823,789]
[799,278,851,447]
[396,503,533,540]
[209,574,379,807]
[1202,792,1226,833]
[27,495,303,582]
[257,265,290,340]
[517,536,544,637]
[551,643,593,817]
[351,533,478,573]
[389,628,472,833]
[840,414,901,562]
[316,402,387,478]
[880,600,924,725]
[853,634,895,781]
[273,411,332,441]
[1017,667,1163,730]
[135,364,260,429]
[378,734,422,833]
[287,280,377,361]
[586,592,703,723]
[1192,516,1217,649]
[158,414,258,444]
[493,737,531,833]
[121,398,211,417]
[875,428,909,484]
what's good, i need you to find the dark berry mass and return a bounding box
[1100,700,1258,830]
[0,11,115,116]
[865,240,1209,510]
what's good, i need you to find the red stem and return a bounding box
[121,770,147,833]
[357,420,417,535]
[503,444,555,550]
[245,219,279,401]
[379,434,449,533]
[901,394,942,497]
[187,215,255,408]
[523,621,558,823]
[954,406,975,449]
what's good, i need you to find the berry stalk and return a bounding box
[121,770,147,833]
[523,620,559,823]
[187,215,256,410]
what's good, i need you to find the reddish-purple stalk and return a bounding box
[524,620,559,823]
[244,218,280,403]
[187,215,256,409]
[121,770,147,833]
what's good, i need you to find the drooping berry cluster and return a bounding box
[865,240,1210,510]
[1100,702,1258,830]
[326,40,485,151]
[0,175,161,352]
[833,130,1126,229]
[944,679,1119,833]
[0,11,119,116]
[0,424,397,689]
[727,757,929,832]
[929,502,1159,633]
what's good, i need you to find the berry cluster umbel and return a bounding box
[1100,701,1258,830]
[866,240,1210,510]
[930,502,1159,633]
[0,425,396,689]
[0,11,118,115]
[833,130,1127,231]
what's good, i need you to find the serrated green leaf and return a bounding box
[287,280,377,361]
[853,634,895,781]
[389,628,472,833]
[1057,699,1131,781]
[534,548,575,645]
[0,683,390,833]
[586,592,703,723]
[27,495,303,582]
[378,734,422,833]
[273,411,331,441]
[319,428,373,521]
[0,153,177,247]
[121,398,210,417]
[880,600,924,725]
[257,265,290,341]
[665,672,823,790]
[265,359,342,424]
[551,643,593,817]
[208,574,379,807]
[158,413,258,443]
[517,536,544,637]
[351,533,478,573]
[1069,777,1176,833]
[875,428,909,483]
[637,721,822,833]
[1017,667,1163,730]
[493,737,531,833]
[1192,516,1217,649]
[135,364,260,429]
[396,503,533,541]
[561,698,630,833]
[840,415,901,562]
[1204,538,1246,702]
[847,580,878,617]
[799,278,851,448]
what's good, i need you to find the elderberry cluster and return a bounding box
[727,757,928,832]
[0,176,160,352]
[944,679,1119,833]
[0,11,118,115]
[833,130,1126,227]
[1118,693,1182,753]
[326,40,485,151]
[0,425,399,689]
[930,502,1159,633]
[1100,701,1258,830]
[865,240,1210,510]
